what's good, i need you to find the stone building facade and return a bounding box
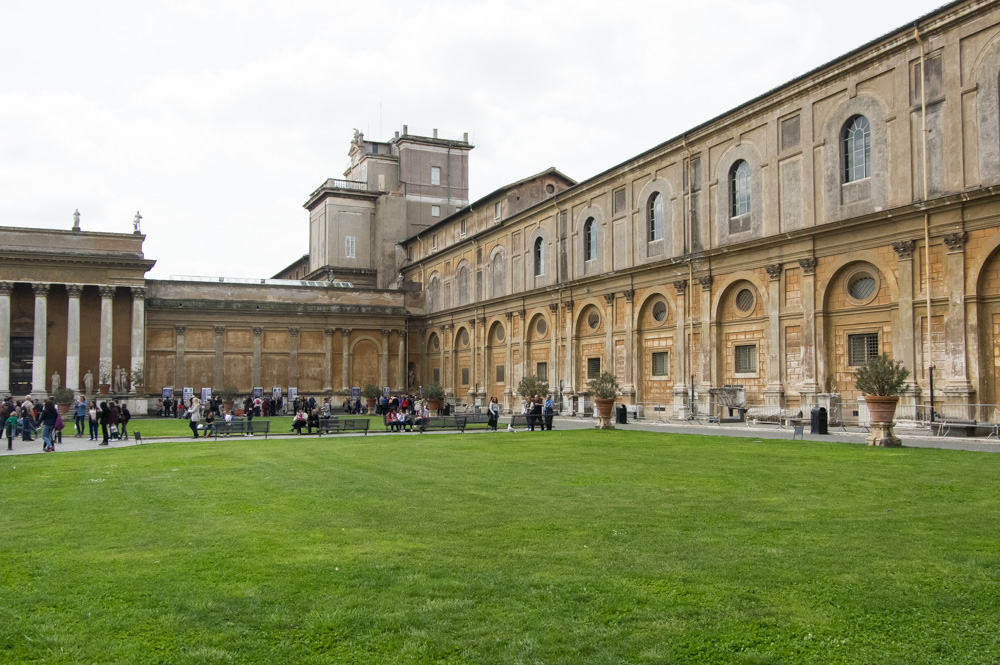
[4,0,1000,419]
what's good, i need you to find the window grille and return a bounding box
[848,333,879,366]
[537,362,547,382]
[587,357,601,379]
[461,368,469,385]
[652,352,669,376]
[496,365,505,382]
[735,345,757,374]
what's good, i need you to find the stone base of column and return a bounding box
[942,384,976,420]
[673,386,691,420]
[696,384,713,418]
[502,389,513,412]
[764,386,785,409]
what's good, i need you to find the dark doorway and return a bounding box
[10,337,32,397]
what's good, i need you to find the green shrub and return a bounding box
[517,375,549,398]
[588,371,621,399]
[854,353,909,396]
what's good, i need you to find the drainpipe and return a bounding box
[915,24,934,423]
[683,138,695,414]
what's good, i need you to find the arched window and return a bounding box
[427,275,441,313]
[533,237,544,276]
[843,115,871,183]
[490,250,506,297]
[730,160,750,218]
[584,217,596,261]
[648,193,664,241]
[456,264,470,303]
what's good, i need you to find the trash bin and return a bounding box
[810,406,828,435]
[616,404,628,424]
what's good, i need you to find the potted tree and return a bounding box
[362,384,382,412]
[130,362,146,396]
[53,387,75,417]
[517,375,549,402]
[589,371,621,430]
[98,359,112,395]
[855,353,909,447]
[219,386,240,414]
[424,382,445,415]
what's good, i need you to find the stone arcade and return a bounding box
[4,0,1000,422]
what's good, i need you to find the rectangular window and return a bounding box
[735,345,757,374]
[432,234,438,250]
[494,202,502,222]
[461,368,470,385]
[651,352,669,376]
[496,365,505,383]
[433,368,440,383]
[537,362,547,382]
[460,219,466,237]
[345,235,356,259]
[613,187,626,214]
[587,357,601,380]
[848,333,879,366]
[431,205,440,217]
[431,166,441,185]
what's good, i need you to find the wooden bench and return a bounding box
[321,418,370,435]
[461,413,493,429]
[383,416,417,432]
[509,413,553,430]
[417,416,467,432]
[212,419,270,439]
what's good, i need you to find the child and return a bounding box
[4,410,17,450]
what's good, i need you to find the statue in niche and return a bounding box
[51,371,60,392]
[113,365,123,393]
[84,369,94,394]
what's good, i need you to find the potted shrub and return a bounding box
[424,382,445,414]
[855,353,909,447]
[362,384,382,412]
[219,386,240,414]
[588,371,620,430]
[98,359,112,395]
[53,387,75,416]
[517,375,549,400]
[130,362,145,395]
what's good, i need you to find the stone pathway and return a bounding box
[5,417,1000,456]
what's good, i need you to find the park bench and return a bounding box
[417,416,467,432]
[461,413,492,429]
[383,415,417,432]
[320,418,370,435]
[508,414,553,430]
[211,418,271,439]
[932,418,978,437]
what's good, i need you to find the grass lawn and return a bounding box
[1,431,999,664]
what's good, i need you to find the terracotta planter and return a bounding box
[98,384,110,395]
[366,398,377,411]
[594,397,616,430]
[223,400,234,413]
[864,395,901,447]
[134,385,146,396]
[427,398,443,414]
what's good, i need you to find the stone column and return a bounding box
[0,282,11,394]
[672,280,689,418]
[323,328,335,393]
[252,327,263,389]
[798,258,819,403]
[98,285,115,386]
[503,314,513,409]
[764,264,784,408]
[518,309,527,381]
[603,293,615,377]
[288,328,300,389]
[548,303,559,394]
[397,329,406,392]
[477,317,487,401]
[438,325,448,391]
[942,232,974,403]
[31,283,49,397]
[130,286,146,393]
[174,325,187,390]
[563,301,575,411]
[65,284,83,392]
[622,290,635,398]
[698,276,714,414]
[380,329,391,388]
[891,242,920,409]
[467,320,477,399]
[341,329,351,391]
[213,325,225,391]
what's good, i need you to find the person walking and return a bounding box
[98,402,110,445]
[488,396,500,431]
[543,394,554,431]
[88,401,99,441]
[5,408,17,450]
[120,404,131,441]
[40,399,58,452]
[188,397,202,438]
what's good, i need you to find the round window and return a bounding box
[495,324,505,342]
[652,300,667,323]
[459,329,469,347]
[536,318,547,336]
[431,334,439,350]
[588,312,600,330]
[545,183,555,194]
[847,271,877,302]
[735,288,755,314]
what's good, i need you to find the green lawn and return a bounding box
[1,432,998,664]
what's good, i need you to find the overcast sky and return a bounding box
[1,0,946,279]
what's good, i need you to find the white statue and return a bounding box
[133,211,142,234]
[114,365,124,393]
[51,371,60,392]
[84,369,94,394]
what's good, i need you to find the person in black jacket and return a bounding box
[99,402,111,445]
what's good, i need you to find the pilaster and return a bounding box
[288,327,300,389]
[0,282,11,394]
[764,264,784,408]
[252,326,263,389]
[672,279,690,418]
[65,284,84,393]
[98,285,115,388]
[798,258,819,402]
[130,286,146,393]
[341,329,351,391]
[942,232,974,400]
[174,325,187,391]
[31,283,50,397]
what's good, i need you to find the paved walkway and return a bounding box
[5,416,1000,456]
